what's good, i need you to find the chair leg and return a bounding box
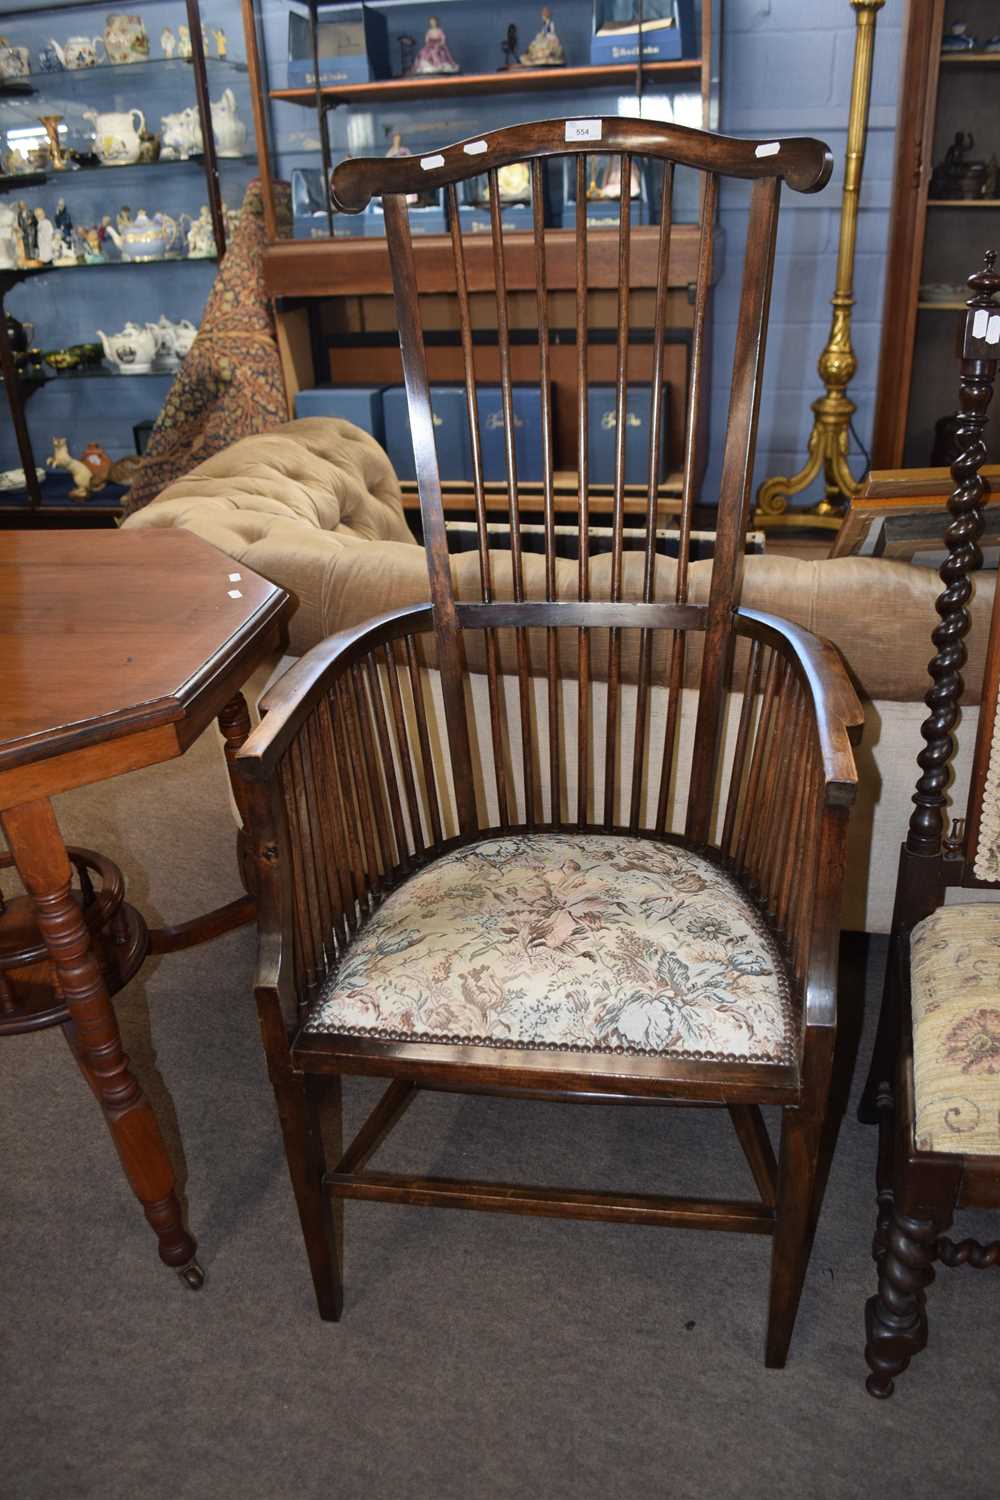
[864,1209,938,1398]
[764,1106,825,1368]
[270,1068,343,1321]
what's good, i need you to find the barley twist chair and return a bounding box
[235,117,862,1367]
[862,253,1000,1397]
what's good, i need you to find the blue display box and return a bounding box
[476,386,544,483]
[294,386,386,444]
[558,199,645,230]
[590,1,695,64]
[586,384,670,486]
[458,203,535,235]
[288,4,390,87]
[384,385,472,482]
[365,197,447,237]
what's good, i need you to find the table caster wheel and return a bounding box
[177,1259,205,1290]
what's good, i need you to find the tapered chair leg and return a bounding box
[765,1107,825,1368]
[270,1068,343,1321]
[864,1209,939,1398]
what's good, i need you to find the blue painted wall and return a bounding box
[708,0,902,507]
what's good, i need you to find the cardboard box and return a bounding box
[586,384,670,486]
[294,386,386,443]
[287,3,390,87]
[590,1,695,65]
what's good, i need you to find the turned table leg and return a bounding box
[1,797,202,1287]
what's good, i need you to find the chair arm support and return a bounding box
[234,603,434,783]
[736,606,864,805]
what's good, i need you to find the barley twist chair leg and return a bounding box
[864,1209,938,1398]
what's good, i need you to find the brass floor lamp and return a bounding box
[754,0,885,531]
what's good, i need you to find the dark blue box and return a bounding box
[587,384,670,486]
[365,197,446,237]
[590,1,695,64]
[288,4,390,87]
[558,199,645,229]
[384,385,472,482]
[294,386,386,443]
[476,385,544,483]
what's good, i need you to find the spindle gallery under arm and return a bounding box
[236,115,862,1372]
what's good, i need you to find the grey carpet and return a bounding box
[3,732,999,1500]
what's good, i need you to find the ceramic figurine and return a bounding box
[52,229,77,266]
[47,436,101,498]
[185,204,216,258]
[160,26,176,58]
[386,129,421,204]
[211,88,246,157]
[499,24,518,69]
[0,204,18,269]
[588,154,640,200]
[941,23,977,52]
[171,318,198,356]
[520,7,564,66]
[53,198,73,237]
[34,207,54,264]
[79,225,104,263]
[138,127,161,164]
[177,24,192,60]
[411,15,459,74]
[494,161,531,201]
[17,200,38,264]
[104,13,150,65]
[397,34,416,75]
[212,27,227,59]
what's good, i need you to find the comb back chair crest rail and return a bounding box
[236,117,860,1366]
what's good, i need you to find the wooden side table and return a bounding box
[0,531,292,1286]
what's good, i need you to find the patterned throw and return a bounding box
[305,833,794,1064]
[122,180,292,516]
[911,903,1000,1154]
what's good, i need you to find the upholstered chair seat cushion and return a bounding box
[910,904,1000,1155]
[305,833,794,1064]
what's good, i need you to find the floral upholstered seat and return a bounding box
[911,904,1000,1155]
[305,833,794,1063]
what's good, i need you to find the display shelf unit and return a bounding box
[0,0,255,519]
[873,0,1000,467]
[242,0,721,504]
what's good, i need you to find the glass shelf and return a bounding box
[4,255,217,277]
[7,365,178,382]
[3,158,251,192]
[14,57,248,90]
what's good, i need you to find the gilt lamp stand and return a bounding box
[754,0,885,532]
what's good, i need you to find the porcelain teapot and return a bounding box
[0,37,31,78]
[54,35,106,69]
[103,209,178,261]
[211,88,247,158]
[103,13,149,64]
[98,321,158,373]
[171,318,198,357]
[84,107,145,165]
[160,106,203,161]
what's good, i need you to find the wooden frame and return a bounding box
[236,117,864,1368]
[861,255,1000,1397]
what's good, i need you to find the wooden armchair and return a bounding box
[863,255,1000,1397]
[235,117,863,1366]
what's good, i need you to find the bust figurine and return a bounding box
[411,15,459,74]
[520,7,565,66]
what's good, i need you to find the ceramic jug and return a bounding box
[97,321,158,372]
[103,13,149,64]
[211,88,247,158]
[84,107,144,165]
[0,38,31,77]
[58,35,106,69]
[160,106,203,160]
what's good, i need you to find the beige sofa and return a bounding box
[124,418,996,933]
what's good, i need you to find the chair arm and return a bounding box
[234,603,433,783]
[729,609,864,1035]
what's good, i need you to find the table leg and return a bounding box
[1,797,202,1287]
[148,692,258,956]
